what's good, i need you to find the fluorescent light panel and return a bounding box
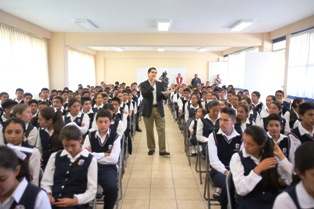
[114,47,124,52]
[158,20,170,31]
[74,19,98,31]
[157,48,165,52]
[230,20,253,31]
[198,48,208,52]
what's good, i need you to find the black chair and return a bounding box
[226,172,236,209]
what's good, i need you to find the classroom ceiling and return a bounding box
[0,0,313,52]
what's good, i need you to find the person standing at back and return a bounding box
[140,67,170,156]
[191,74,202,87]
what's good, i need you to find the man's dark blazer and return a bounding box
[139,80,167,118]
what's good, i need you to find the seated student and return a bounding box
[251,91,264,114]
[258,95,276,121]
[36,107,64,169]
[273,142,314,209]
[0,99,18,126]
[102,93,109,105]
[61,90,69,109]
[173,85,184,120]
[234,104,254,135]
[259,101,290,135]
[207,107,241,207]
[219,99,228,109]
[52,96,66,115]
[283,98,304,129]
[64,98,90,136]
[189,108,206,155]
[83,109,121,209]
[2,118,41,186]
[240,97,260,123]
[14,88,24,104]
[290,102,314,144]
[196,101,220,153]
[41,125,97,209]
[81,97,94,129]
[23,92,33,104]
[184,93,201,122]
[92,92,104,113]
[0,145,51,209]
[230,126,292,209]
[226,90,235,107]
[275,90,291,115]
[12,104,38,146]
[266,114,300,172]
[29,99,39,127]
[39,88,51,106]
[31,101,49,128]
[231,95,241,112]
[178,88,191,117]
[200,90,207,108]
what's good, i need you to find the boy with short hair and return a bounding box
[15,88,24,103]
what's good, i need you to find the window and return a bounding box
[287,28,314,100]
[0,24,49,98]
[272,37,286,90]
[67,48,96,90]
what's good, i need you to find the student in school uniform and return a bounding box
[226,90,235,107]
[275,90,291,115]
[83,109,121,209]
[0,145,51,209]
[2,118,41,186]
[230,125,292,209]
[12,104,38,147]
[29,99,40,127]
[259,101,290,135]
[257,95,277,125]
[92,92,104,113]
[14,88,24,104]
[251,91,264,114]
[266,114,300,172]
[0,99,18,126]
[240,97,259,123]
[234,104,254,135]
[189,108,206,155]
[273,142,314,209]
[36,107,64,169]
[173,85,184,120]
[289,102,314,144]
[52,96,67,115]
[63,98,90,136]
[178,88,191,117]
[81,97,94,130]
[231,95,241,112]
[184,93,201,122]
[283,98,304,130]
[41,125,97,209]
[207,107,242,208]
[23,92,33,104]
[38,88,51,106]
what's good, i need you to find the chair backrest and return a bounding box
[226,172,236,209]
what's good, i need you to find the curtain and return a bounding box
[67,48,96,91]
[287,28,314,99]
[227,47,258,89]
[0,24,49,99]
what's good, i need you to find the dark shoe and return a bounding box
[136,128,142,132]
[159,151,170,156]
[213,188,222,199]
[148,150,155,155]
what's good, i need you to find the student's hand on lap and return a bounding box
[53,197,78,207]
[48,193,56,204]
[81,123,85,127]
[253,157,278,175]
[85,146,92,152]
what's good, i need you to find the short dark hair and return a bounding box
[53,96,63,104]
[81,96,91,105]
[23,92,33,98]
[103,103,115,112]
[1,99,18,109]
[148,67,157,73]
[267,95,277,102]
[299,102,314,115]
[291,98,304,109]
[96,109,112,121]
[252,91,261,98]
[28,99,38,106]
[271,101,282,110]
[206,100,220,111]
[266,114,283,126]
[275,90,285,96]
[68,98,79,108]
[16,88,24,93]
[111,97,121,105]
[220,107,236,120]
[295,142,314,174]
[41,88,49,92]
[60,125,81,141]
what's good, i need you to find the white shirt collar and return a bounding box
[0,178,28,206]
[298,123,314,136]
[241,149,261,164]
[297,181,314,208]
[267,132,286,143]
[81,109,94,114]
[60,148,89,160]
[66,111,82,119]
[217,127,241,140]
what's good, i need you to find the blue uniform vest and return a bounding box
[39,128,53,169]
[52,151,93,201]
[89,130,118,153]
[64,113,85,127]
[200,118,220,137]
[9,182,42,209]
[285,186,301,209]
[291,127,314,144]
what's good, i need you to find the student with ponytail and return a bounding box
[36,107,64,169]
[230,125,292,209]
[0,145,51,209]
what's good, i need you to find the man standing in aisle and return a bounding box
[140,67,170,156]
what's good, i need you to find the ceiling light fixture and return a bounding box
[198,48,208,52]
[230,20,253,32]
[114,47,124,52]
[157,20,171,31]
[73,19,98,31]
[157,48,165,52]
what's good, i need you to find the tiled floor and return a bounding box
[97,106,220,209]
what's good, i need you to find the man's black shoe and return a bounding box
[136,128,142,132]
[159,151,170,156]
[148,150,155,155]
